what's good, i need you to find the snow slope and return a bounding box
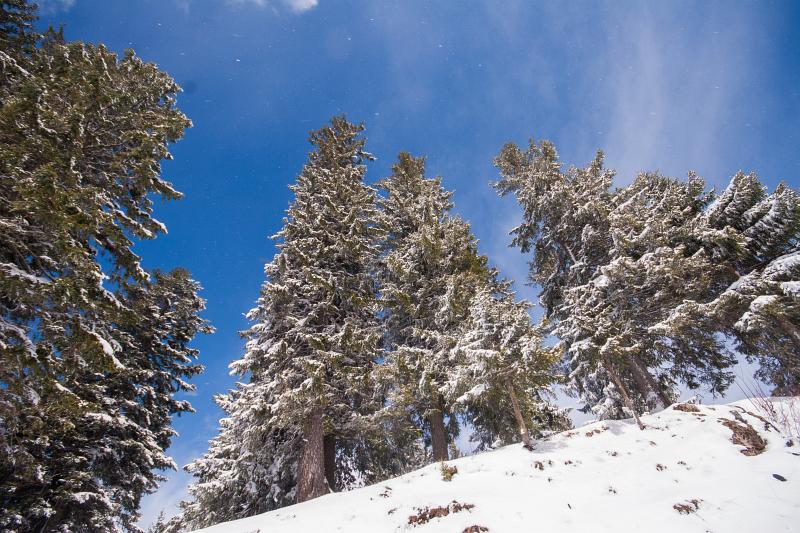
[193,399,799,533]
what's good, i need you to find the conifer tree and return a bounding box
[448,284,566,450]
[378,153,490,460]
[269,116,383,502]
[175,117,383,528]
[1,3,209,530]
[660,175,800,395]
[494,137,799,422]
[167,386,299,531]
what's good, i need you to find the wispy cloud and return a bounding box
[37,0,76,15]
[225,0,318,13]
[283,0,318,13]
[587,4,762,186]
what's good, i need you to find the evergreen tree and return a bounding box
[559,172,738,424]
[1,3,208,530]
[174,117,383,530]
[493,140,614,316]
[448,284,566,450]
[494,138,799,422]
[167,387,299,531]
[267,116,383,503]
[378,152,491,461]
[662,176,800,395]
[147,512,168,533]
[0,0,36,52]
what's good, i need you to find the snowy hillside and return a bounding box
[192,398,799,533]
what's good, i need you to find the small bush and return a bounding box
[440,461,458,481]
[741,381,800,439]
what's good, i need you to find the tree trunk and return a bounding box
[323,434,336,492]
[297,406,327,503]
[428,398,448,461]
[628,355,671,408]
[506,379,533,449]
[607,364,645,430]
[776,314,800,342]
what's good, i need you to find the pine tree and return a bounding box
[560,172,738,424]
[448,284,566,450]
[1,3,208,530]
[147,511,169,533]
[0,0,36,53]
[493,143,676,420]
[173,117,383,530]
[268,116,384,502]
[663,177,800,395]
[167,387,299,531]
[378,152,491,461]
[493,140,614,316]
[493,140,642,420]
[496,137,799,419]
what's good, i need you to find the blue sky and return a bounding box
[36,0,800,527]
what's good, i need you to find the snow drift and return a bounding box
[192,399,799,533]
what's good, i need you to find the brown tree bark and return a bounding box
[628,355,671,408]
[323,434,336,492]
[429,398,448,461]
[506,380,533,449]
[607,364,646,430]
[297,406,328,503]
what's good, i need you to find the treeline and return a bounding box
[1,2,798,532]
[167,116,800,531]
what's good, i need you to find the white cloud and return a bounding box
[37,0,75,14]
[589,4,760,186]
[225,0,318,13]
[283,0,318,13]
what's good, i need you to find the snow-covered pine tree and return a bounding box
[660,175,800,395]
[0,0,36,52]
[493,140,614,317]
[1,3,208,530]
[496,137,799,420]
[176,117,383,527]
[495,142,701,422]
[166,386,299,531]
[448,283,566,450]
[492,140,647,420]
[378,152,491,461]
[268,117,384,503]
[558,172,739,425]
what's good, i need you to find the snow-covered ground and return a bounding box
[193,398,799,533]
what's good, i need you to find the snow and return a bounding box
[750,295,778,310]
[191,399,799,533]
[89,330,125,369]
[592,274,610,288]
[780,281,800,297]
[455,383,486,404]
[764,251,800,279]
[0,262,50,284]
